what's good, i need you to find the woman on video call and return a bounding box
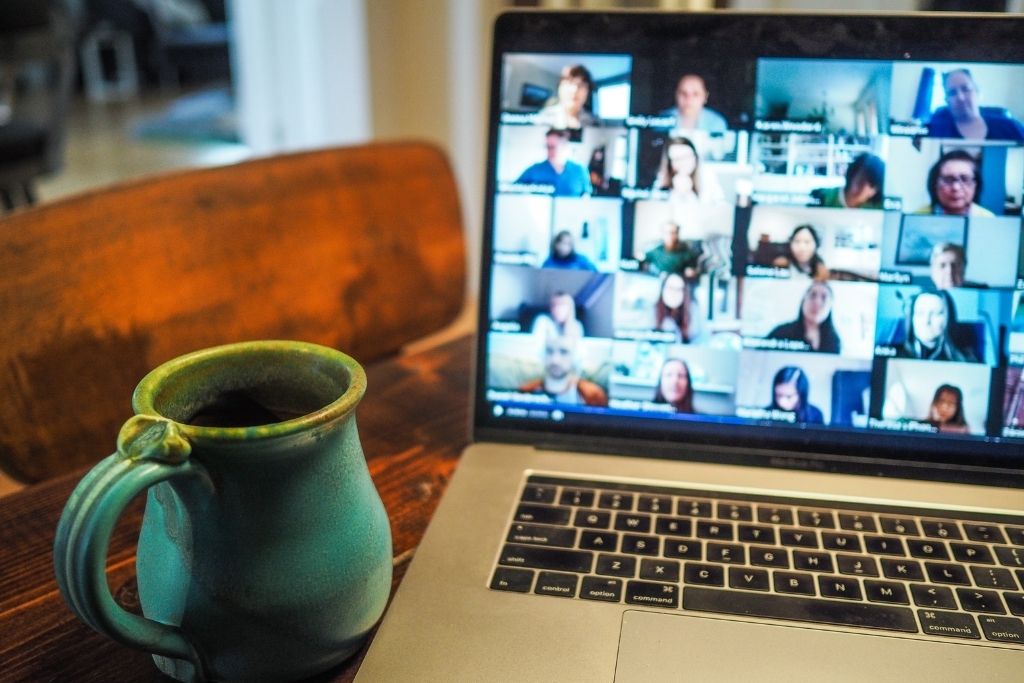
[767,281,842,354]
[655,273,695,343]
[925,384,970,434]
[897,290,978,362]
[768,366,824,424]
[653,136,724,205]
[915,150,994,217]
[536,64,596,130]
[653,358,697,413]
[772,224,829,280]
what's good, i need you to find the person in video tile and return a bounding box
[927,68,1024,142]
[653,136,723,204]
[897,290,977,362]
[924,384,970,434]
[809,153,885,210]
[655,273,693,343]
[643,221,700,278]
[516,128,592,197]
[531,290,585,340]
[542,230,597,271]
[929,242,974,290]
[518,333,608,406]
[914,150,993,217]
[768,366,824,424]
[772,224,829,281]
[660,74,728,132]
[653,358,696,414]
[536,64,596,130]
[767,281,842,354]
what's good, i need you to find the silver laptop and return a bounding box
[358,10,1024,681]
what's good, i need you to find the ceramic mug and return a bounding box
[54,340,393,682]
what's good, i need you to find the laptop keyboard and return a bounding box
[489,474,1024,647]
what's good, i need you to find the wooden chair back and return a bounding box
[0,142,465,482]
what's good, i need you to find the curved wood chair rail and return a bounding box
[0,141,466,483]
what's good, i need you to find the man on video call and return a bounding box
[515,128,592,196]
[519,334,608,406]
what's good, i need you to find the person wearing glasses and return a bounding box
[914,150,994,217]
[927,69,1024,142]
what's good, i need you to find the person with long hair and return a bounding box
[767,281,842,353]
[654,273,692,343]
[768,366,824,424]
[925,384,970,434]
[898,290,977,362]
[653,358,696,413]
[655,136,701,198]
[810,153,885,209]
[773,224,828,280]
[915,149,994,217]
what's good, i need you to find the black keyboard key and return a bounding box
[696,520,735,541]
[656,516,693,537]
[574,509,611,529]
[921,520,962,540]
[718,502,753,522]
[978,615,1024,644]
[490,567,534,593]
[793,551,833,573]
[970,565,1017,590]
[626,580,679,608]
[621,534,659,556]
[637,495,672,514]
[1006,593,1024,616]
[818,576,862,601]
[499,544,593,573]
[797,509,836,529]
[663,539,701,560]
[599,492,634,511]
[615,513,652,533]
[678,499,712,518]
[838,513,877,533]
[595,553,636,578]
[579,530,618,552]
[706,542,745,564]
[521,484,556,504]
[995,546,1024,568]
[837,554,879,577]
[780,528,819,548]
[640,558,681,582]
[906,539,949,561]
[822,532,861,553]
[507,523,577,548]
[864,580,909,605]
[559,488,595,507]
[880,517,919,536]
[956,588,1005,614]
[880,558,924,582]
[738,524,776,545]
[515,504,571,526]
[729,567,770,591]
[534,571,578,598]
[925,561,971,585]
[864,535,905,556]
[685,586,917,633]
[963,524,1005,544]
[684,562,724,586]
[911,583,957,609]
[750,546,789,569]
[917,609,980,639]
[1007,527,1024,547]
[774,571,816,596]
[580,576,623,603]
[758,506,794,526]
[951,542,994,565]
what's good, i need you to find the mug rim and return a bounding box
[132,340,367,443]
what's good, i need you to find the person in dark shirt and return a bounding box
[643,221,700,277]
[768,281,842,354]
[653,358,696,413]
[768,366,824,424]
[897,290,978,362]
[542,230,596,271]
[927,68,1024,142]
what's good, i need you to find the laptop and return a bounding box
[358,10,1024,681]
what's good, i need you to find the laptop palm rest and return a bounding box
[615,610,1020,682]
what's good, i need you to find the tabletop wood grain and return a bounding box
[0,335,473,683]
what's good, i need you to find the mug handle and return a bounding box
[54,415,213,680]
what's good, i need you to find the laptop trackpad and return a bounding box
[615,610,1018,682]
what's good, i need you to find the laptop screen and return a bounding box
[476,11,1024,475]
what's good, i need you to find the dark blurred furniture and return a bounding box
[0,2,75,211]
[0,141,466,483]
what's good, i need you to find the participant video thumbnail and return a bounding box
[1003,365,1024,438]
[629,129,734,201]
[874,358,991,436]
[613,271,739,347]
[489,264,616,338]
[497,125,630,197]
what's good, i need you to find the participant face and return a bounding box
[930,249,965,289]
[544,336,575,380]
[662,222,680,249]
[800,283,832,324]
[550,294,574,324]
[933,389,960,423]
[774,381,801,411]
[558,76,589,111]
[660,360,690,404]
[545,134,569,164]
[554,234,573,258]
[944,70,980,120]
[668,142,698,177]
[912,293,948,346]
[675,75,709,116]
[935,159,977,215]
[790,228,817,266]
[661,273,686,309]
[845,170,878,208]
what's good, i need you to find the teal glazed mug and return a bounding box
[53,340,393,682]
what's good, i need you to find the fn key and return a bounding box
[490,567,533,593]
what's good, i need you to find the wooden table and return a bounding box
[0,335,472,682]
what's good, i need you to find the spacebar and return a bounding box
[683,587,919,633]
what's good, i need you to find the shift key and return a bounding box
[499,544,594,573]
